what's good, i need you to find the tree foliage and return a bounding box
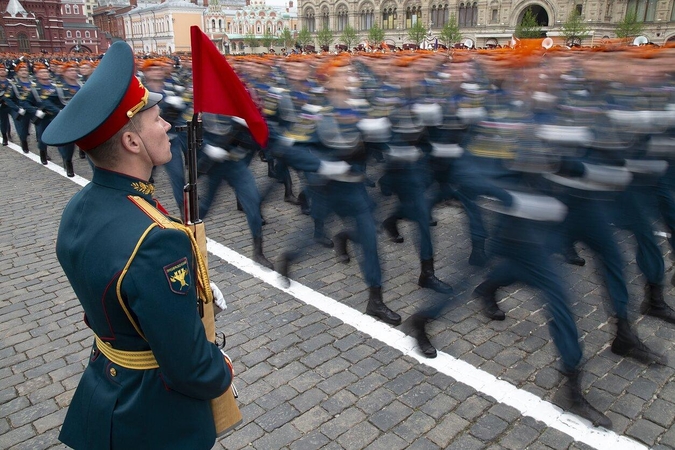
[340,24,358,50]
[560,10,590,44]
[260,30,276,48]
[367,23,385,46]
[244,33,259,48]
[316,26,334,49]
[615,11,645,41]
[407,20,428,47]
[438,15,462,48]
[279,28,294,49]
[515,9,543,39]
[296,27,313,49]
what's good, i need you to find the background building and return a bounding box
[296,0,675,49]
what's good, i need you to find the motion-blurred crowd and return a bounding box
[6,42,675,428]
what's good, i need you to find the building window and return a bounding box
[212,19,216,30]
[17,32,29,53]
[360,9,374,30]
[305,9,315,32]
[85,31,90,38]
[65,4,71,14]
[67,30,72,38]
[36,19,45,39]
[337,6,348,31]
[322,7,329,30]
[76,31,81,38]
[431,5,449,27]
[406,6,421,28]
[491,8,498,23]
[0,27,6,45]
[382,7,396,29]
[576,4,583,15]
[627,0,657,21]
[671,2,675,21]
[458,2,477,26]
[74,5,79,14]
[219,19,223,31]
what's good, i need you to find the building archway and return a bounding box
[518,4,550,26]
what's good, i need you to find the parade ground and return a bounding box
[2,134,675,450]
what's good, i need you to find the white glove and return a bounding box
[210,281,227,310]
[318,160,350,176]
[203,144,230,162]
[17,108,25,116]
[35,110,45,119]
[163,94,185,109]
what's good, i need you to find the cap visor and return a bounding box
[141,91,163,112]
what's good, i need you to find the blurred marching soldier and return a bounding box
[29,63,61,165]
[0,64,12,145]
[541,62,664,365]
[42,42,234,450]
[376,57,453,294]
[78,60,93,83]
[5,61,35,154]
[55,62,83,173]
[199,113,274,269]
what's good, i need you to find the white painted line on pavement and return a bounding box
[206,238,647,450]
[20,142,646,450]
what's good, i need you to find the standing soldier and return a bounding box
[0,64,12,145]
[55,61,83,175]
[42,41,234,450]
[5,61,35,154]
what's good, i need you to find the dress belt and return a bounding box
[94,335,159,370]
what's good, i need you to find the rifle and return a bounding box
[179,113,242,436]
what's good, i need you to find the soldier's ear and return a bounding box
[120,127,143,155]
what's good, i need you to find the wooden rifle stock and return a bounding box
[183,114,242,436]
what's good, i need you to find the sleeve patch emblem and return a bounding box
[164,258,191,295]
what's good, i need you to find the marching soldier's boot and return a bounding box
[563,245,585,266]
[298,190,310,215]
[469,239,488,267]
[252,236,273,270]
[642,283,675,324]
[1,133,7,145]
[64,160,75,177]
[333,232,350,264]
[411,313,437,358]
[78,149,86,159]
[39,149,48,165]
[382,216,403,243]
[560,370,612,428]
[365,286,401,325]
[418,259,453,294]
[283,175,299,205]
[611,318,665,364]
[474,279,506,320]
[21,140,29,154]
[236,199,243,211]
[313,220,333,248]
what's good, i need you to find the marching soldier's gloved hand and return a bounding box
[17,108,25,116]
[203,144,230,163]
[318,160,350,177]
[210,281,227,310]
[35,110,46,119]
[163,94,185,110]
[220,349,234,378]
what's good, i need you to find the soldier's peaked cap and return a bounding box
[42,42,162,151]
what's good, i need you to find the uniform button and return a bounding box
[109,367,117,377]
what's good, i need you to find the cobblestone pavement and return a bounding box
[2,132,675,450]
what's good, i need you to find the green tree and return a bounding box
[367,23,385,46]
[279,27,294,49]
[615,11,645,42]
[407,20,428,48]
[560,10,590,46]
[316,26,334,50]
[296,27,313,50]
[438,15,462,48]
[515,9,543,39]
[340,24,358,50]
[260,30,275,48]
[243,33,259,49]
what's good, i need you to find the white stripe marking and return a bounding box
[17,140,646,449]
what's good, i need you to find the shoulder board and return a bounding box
[128,195,177,230]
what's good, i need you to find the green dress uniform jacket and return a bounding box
[56,168,232,450]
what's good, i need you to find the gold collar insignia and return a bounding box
[131,181,155,195]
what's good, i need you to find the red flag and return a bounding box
[190,26,268,147]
